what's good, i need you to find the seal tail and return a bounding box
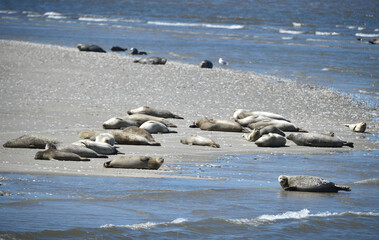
[297,128,308,133]
[211,143,220,148]
[103,161,112,168]
[149,142,161,146]
[336,185,351,192]
[344,142,354,148]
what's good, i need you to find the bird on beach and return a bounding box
[218,58,229,65]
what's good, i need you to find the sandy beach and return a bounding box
[0,40,377,179]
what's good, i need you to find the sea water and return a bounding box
[0,151,378,239]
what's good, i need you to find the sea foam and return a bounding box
[147,21,244,30]
[101,218,187,230]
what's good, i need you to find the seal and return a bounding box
[102,117,138,129]
[243,125,285,142]
[47,143,108,158]
[248,119,306,132]
[77,44,106,53]
[344,122,366,133]
[3,135,59,149]
[278,175,351,192]
[77,140,123,155]
[233,109,288,121]
[237,115,290,127]
[369,39,379,44]
[111,46,127,51]
[124,114,177,128]
[121,126,156,142]
[200,60,213,69]
[78,130,102,139]
[180,135,220,148]
[127,106,184,119]
[140,121,178,134]
[190,119,249,132]
[35,149,90,161]
[255,133,286,147]
[109,130,161,146]
[104,156,164,170]
[95,133,115,145]
[130,48,147,55]
[133,57,167,65]
[287,133,354,148]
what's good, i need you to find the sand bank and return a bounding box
[0,40,377,179]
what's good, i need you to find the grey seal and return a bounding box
[287,133,354,148]
[48,143,108,158]
[190,119,249,132]
[77,44,106,53]
[244,125,285,142]
[77,140,123,155]
[109,130,161,146]
[3,135,59,149]
[133,57,167,65]
[124,114,177,127]
[121,126,156,142]
[130,48,147,55]
[139,121,178,134]
[111,46,127,51]
[180,135,220,148]
[104,156,164,170]
[233,109,288,121]
[200,60,213,69]
[103,117,138,129]
[35,149,90,161]
[237,115,290,127]
[344,122,366,133]
[127,106,184,119]
[78,130,102,139]
[248,119,306,132]
[278,175,351,192]
[255,133,286,147]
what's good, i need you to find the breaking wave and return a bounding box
[147,21,244,30]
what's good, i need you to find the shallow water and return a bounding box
[1,150,378,239]
[0,0,378,108]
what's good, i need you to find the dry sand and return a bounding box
[0,40,377,179]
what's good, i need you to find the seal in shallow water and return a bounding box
[287,133,354,148]
[190,119,249,132]
[127,106,184,119]
[104,156,164,170]
[77,44,106,53]
[278,175,351,192]
[34,149,90,161]
[180,135,220,148]
[3,135,59,149]
[133,57,167,65]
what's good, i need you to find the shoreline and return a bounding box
[0,40,378,179]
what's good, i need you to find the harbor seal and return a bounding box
[344,122,366,133]
[233,109,288,121]
[104,156,164,170]
[244,125,285,142]
[48,143,108,158]
[35,149,90,161]
[95,133,115,145]
[255,133,286,147]
[180,135,220,148]
[124,114,177,127]
[127,106,184,119]
[103,117,138,129]
[287,133,354,148]
[200,60,213,69]
[78,130,102,139]
[3,135,59,149]
[139,121,178,134]
[77,44,106,53]
[133,57,167,65]
[278,175,351,192]
[248,119,306,132]
[111,46,127,51]
[121,126,156,142]
[109,130,161,146]
[237,115,290,127]
[77,140,123,155]
[130,48,147,55]
[190,119,249,132]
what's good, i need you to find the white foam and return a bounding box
[100,218,187,230]
[279,29,304,35]
[315,31,340,36]
[147,21,244,30]
[43,11,67,19]
[78,17,120,22]
[354,178,379,184]
[292,22,302,27]
[355,33,379,38]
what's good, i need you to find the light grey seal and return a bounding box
[35,149,90,161]
[237,115,290,127]
[123,114,177,128]
[78,140,123,155]
[248,119,306,132]
[180,135,220,148]
[344,122,366,133]
[47,143,108,158]
[109,130,161,146]
[133,57,167,65]
[278,175,351,192]
[233,109,288,121]
[121,126,156,142]
[190,119,249,132]
[139,121,178,134]
[103,117,138,129]
[287,133,354,148]
[104,156,164,170]
[200,60,213,69]
[95,133,115,145]
[3,135,59,149]
[127,106,184,119]
[77,44,106,53]
[255,133,286,147]
[244,125,285,142]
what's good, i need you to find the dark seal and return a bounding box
[200,60,213,69]
[77,44,106,53]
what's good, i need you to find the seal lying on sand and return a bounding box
[124,114,177,127]
[237,115,290,127]
[255,133,286,147]
[127,106,183,119]
[233,109,288,121]
[48,143,108,158]
[133,57,167,65]
[77,44,106,53]
[344,122,366,133]
[104,156,164,170]
[78,130,102,139]
[190,119,249,132]
[140,121,178,134]
[180,135,220,148]
[244,125,285,142]
[287,133,354,148]
[130,48,147,55]
[278,175,351,192]
[76,140,123,155]
[103,117,138,129]
[111,46,127,51]
[95,133,115,145]
[35,149,90,161]
[248,120,306,132]
[109,130,161,146]
[121,126,156,142]
[3,135,59,149]
[200,60,213,69]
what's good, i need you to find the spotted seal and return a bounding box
[344,122,366,133]
[104,156,164,170]
[124,114,177,128]
[180,135,220,148]
[233,109,288,121]
[121,126,156,142]
[77,140,123,155]
[103,117,138,129]
[248,119,306,132]
[127,106,184,119]
[278,175,351,192]
[77,44,106,53]
[243,125,285,142]
[133,57,167,65]
[255,133,286,147]
[190,119,249,132]
[3,135,59,149]
[287,133,354,148]
[109,130,161,146]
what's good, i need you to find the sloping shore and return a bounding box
[0,40,377,178]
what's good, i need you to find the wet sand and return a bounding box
[0,40,377,179]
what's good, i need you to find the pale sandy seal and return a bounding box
[133,57,167,65]
[233,109,288,121]
[255,133,286,147]
[95,133,115,145]
[121,126,156,142]
[109,130,161,146]
[124,114,177,128]
[244,125,285,142]
[77,44,106,53]
[127,106,184,119]
[48,143,108,158]
[200,60,213,69]
[78,140,123,155]
[140,121,178,134]
[278,175,351,192]
[344,122,366,133]
[248,119,306,132]
[78,130,102,139]
[3,135,59,149]
[180,135,220,148]
[35,149,90,161]
[104,156,164,170]
[103,117,138,129]
[190,119,249,132]
[287,133,354,148]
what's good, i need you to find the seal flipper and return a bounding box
[344,142,354,148]
[284,186,298,191]
[336,184,351,191]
